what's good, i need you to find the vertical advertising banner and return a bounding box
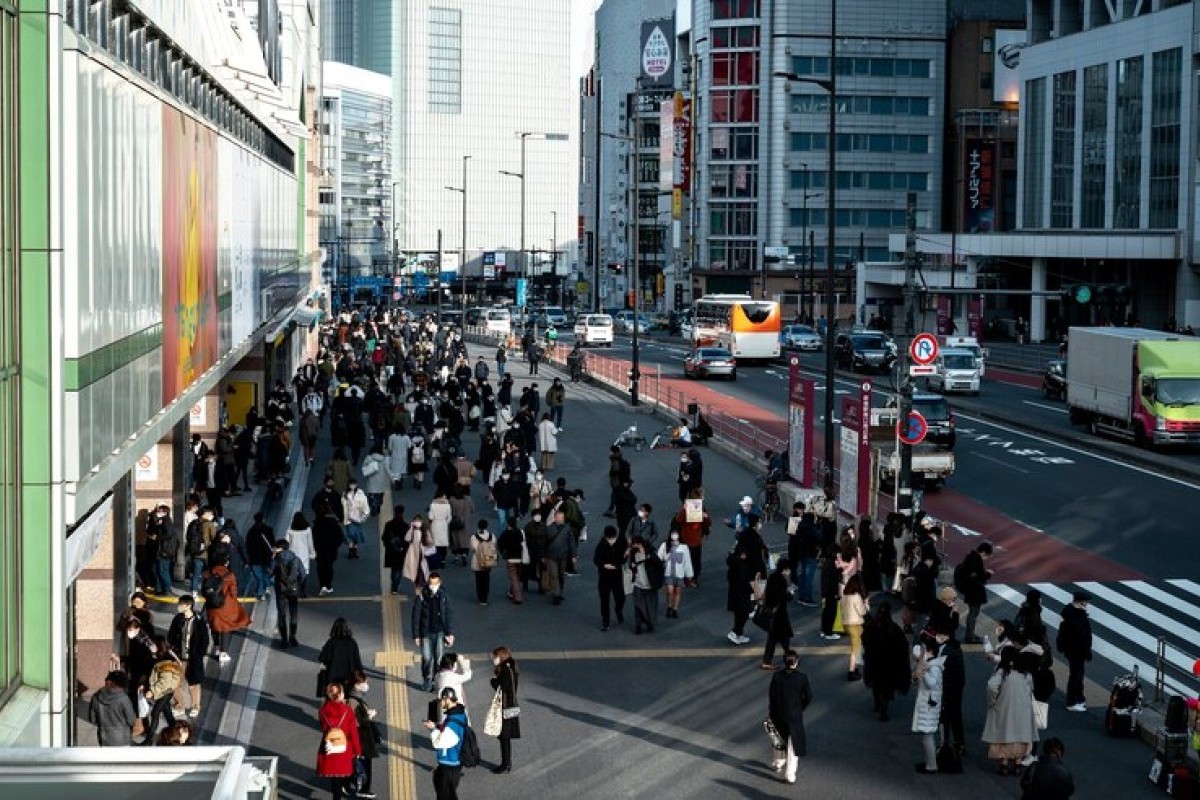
[964,138,996,233]
[788,355,815,487]
[660,99,675,196]
[640,18,675,88]
[837,381,873,517]
[162,107,218,405]
[968,296,983,339]
[936,295,953,335]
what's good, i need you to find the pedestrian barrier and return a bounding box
[1155,637,1200,705]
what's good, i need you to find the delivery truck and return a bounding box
[870,406,956,490]
[1066,327,1200,446]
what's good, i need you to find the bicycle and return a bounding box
[613,425,647,451]
[754,470,783,524]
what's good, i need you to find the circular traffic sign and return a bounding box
[897,410,928,445]
[910,333,939,366]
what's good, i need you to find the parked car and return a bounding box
[1043,358,1067,401]
[781,324,822,351]
[684,347,737,381]
[835,332,896,373]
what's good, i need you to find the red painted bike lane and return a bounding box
[576,349,1141,585]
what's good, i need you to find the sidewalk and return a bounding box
[119,339,1164,798]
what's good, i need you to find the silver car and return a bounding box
[781,324,822,351]
[684,347,737,381]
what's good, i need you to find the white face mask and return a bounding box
[670,535,680,544]
[126,629,138,640]
[493,657,501,666]
[428,583,441,593]
[638,511,648,519]
[355,682,369,693]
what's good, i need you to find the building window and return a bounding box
[1113,56,1143,228]
[710,51,760,86]
[790,94,929,117]
[711,25,759,50]
[712,0,760,20]
[1150,47,1181,228]
[1022,77,1046,227]
[1081,64,1108,228]
[711,164,759,197]
[710,89,759,123]
[790,56,930,79]
[1050,70,1076,228]
[708,239,757,270]
[795,170,928,191]
[790,132,928,154]
[0,4,18,703]
[710,127,758,160]
[428,7,462,114]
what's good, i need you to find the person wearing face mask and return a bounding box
[489,646,521,774]
[522,512,547,596]
[625,503,659,548]
[592,524,628,631]
[342,480,371,560]
[167,594,210,719]
[345,670,380,798]
[412,572,456,692]
[657,530,694,619]
[433,653,473,722]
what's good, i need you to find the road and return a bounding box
[572,330,1200,700]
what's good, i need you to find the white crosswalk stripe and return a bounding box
[989,579,1200,700]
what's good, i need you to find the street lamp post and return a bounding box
[551,210,558,305]
[775,0,838,491]
[600,127,641,406]
[445,154,471,312]
[501,132,568,315]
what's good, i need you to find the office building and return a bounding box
[320,62,393,291]
[392,1,574,301]
[688,0,946,304]
[321,0,392,76]
[0,0,320,746]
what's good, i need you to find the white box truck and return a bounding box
[1066,327,1200,446]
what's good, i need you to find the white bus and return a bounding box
[691,295,782,359]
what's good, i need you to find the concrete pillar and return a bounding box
[1030,257,1047,343]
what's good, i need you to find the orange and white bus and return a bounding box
[691,294,781,360]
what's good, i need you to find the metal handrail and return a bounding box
[1155,637,1200,704]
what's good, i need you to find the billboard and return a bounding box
[963,138,996,233]
[640,18,675,88]
[162,107,218,405]
[993,28,1026,104]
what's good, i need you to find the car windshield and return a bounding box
[699,349,732,359]
[852,335,886,349]
[586,316,610,326]
[943,354,975,370]
[787,326,815,336]
[487,310,509,321]
[1155,378,1200,406]
[912,397,950,422]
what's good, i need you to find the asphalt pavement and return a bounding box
[216,342,1168,799]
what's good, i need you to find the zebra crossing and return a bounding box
[989,578,1200,700]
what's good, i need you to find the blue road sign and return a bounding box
[898,410,928,445]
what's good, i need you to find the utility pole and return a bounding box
[593,75,603,312]
[630,91,642,406]
[436,228,443,327]
[896,191,918,521]
[461,155,469,311]
[551,210,558,305]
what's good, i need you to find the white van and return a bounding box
[574,313,614,346]
[927,348,981,395]
[484,308,512,336]
[941,336,987,376]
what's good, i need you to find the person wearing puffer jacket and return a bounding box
[912,638,946,774]
[141,637,185,744]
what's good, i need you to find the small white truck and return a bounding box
[870,406,956,490]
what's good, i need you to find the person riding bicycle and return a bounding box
[544,326,558,345]
[567,344,585,382]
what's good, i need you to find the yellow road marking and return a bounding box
[382,592,415,798]
[300,594,384,603]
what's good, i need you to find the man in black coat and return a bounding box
[592,525,628,631]
[612,478,638,535]
[954,541,994,644]
[312,505,345,596]
[1020,737,1075,798]
[245,512,276,600]
[1057,592,1093,711]
[767,649,813,785]
[676,452,702,501]
[411,573,455,692]
[166,595,210,719]
[936,619,967,754]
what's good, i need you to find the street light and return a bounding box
[550,210,558,306]
[600,129,642,406]
[500,132,568,313]
[775,0,838,492]
[445,155,471,312]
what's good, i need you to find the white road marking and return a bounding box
[954,412,1200,490]
[1077,581,1200,652]
[1166,578,1200,601]
[1022,400,1068,414]
[974,452,1031,474]
[990,584,1192,698]
[1120,580,1200,623]
[950,523,983,537]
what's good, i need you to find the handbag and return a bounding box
[751,603,774,632]
[833,602,845,634]
[1032,699,1049,730]
[137,694,152,719]
[763,718,784,751]
[484,688,504,737]
[502,706,521,719]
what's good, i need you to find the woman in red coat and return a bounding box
[316,683,363,799]
[671,489,711,587]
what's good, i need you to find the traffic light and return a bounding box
[1098,284,1133,303]
[1061,284,1093,304]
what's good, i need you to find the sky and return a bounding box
[571,0,601,81]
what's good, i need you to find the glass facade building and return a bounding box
[321,0,392,76]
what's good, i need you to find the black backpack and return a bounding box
[457,719,481,768]
[279,556,304,597]
[200,572,226,609]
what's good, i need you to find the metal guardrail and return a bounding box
[1155,637,1200,705]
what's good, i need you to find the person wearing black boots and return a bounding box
[818,545,842,641]
[490,646,520,774]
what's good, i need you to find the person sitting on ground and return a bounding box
[670,417,693,448]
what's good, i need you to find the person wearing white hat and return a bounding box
[726,495,760,536]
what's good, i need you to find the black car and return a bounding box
[910,393,956,450]
[1042,359,1067,401]
[835,332,896,373]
